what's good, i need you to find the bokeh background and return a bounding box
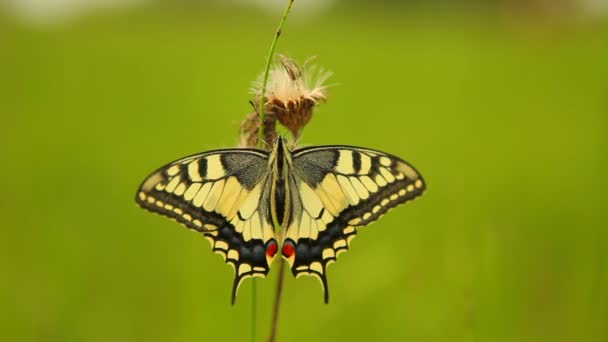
[1,0,607,341]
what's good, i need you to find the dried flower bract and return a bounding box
[250,56,331,143]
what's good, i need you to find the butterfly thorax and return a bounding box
[268,137,293,231]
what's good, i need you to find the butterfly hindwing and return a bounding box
[284,146,426,302]
[135,149,279,303]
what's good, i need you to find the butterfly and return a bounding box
[136,136,425,303]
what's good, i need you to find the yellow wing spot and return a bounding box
[333,239,347,249]
[360,176,379,192]
[359,154,372,174]
[381,198,390,206]
[238,263,252,275]
[374,174,388,187]
[187,160,203,182]
[337,175,359,205]
[296,265,308,271]
[310,262,323,274]
[164,204,174,211]
[379,156,392,167]
[395,172,405,180]
[203,179,225,212]
[173,207,183,215]
[215,241,229,250]
[336,150,355,174]
[183,183,202,201]
[166,165,180,177]
[155,200,164,207]
[379,167,395,183]
[182,213,192,221]
[138,192,147,201]
[192,182,212,207]
[193,219,202,227]
[372,205,381,214]
[363,212,372,220]
[348,218,362,225]
[407,184,415,192]
[322,248,335,259]
[174,182,187,196]
[165,176,181,193]
[205,155,225,179]
[155,183,165,191]
[228,250,239,260]
[390,194,399,201]
[343,226,355,234]
[204,224,218,231]
[349,177,370,199]
[415,179,424,188]
[398,189,407,196]
[253,266,266,272]
[146,196,156,204]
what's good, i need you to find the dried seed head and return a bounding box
[251,56,331,140]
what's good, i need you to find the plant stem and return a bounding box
[257,0,295,147]
[268,259,287,342]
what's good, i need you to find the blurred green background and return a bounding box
[1,1,607,341]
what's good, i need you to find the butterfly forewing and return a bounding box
[135,149,279,304]
[284,146,426,302]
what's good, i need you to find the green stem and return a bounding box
[257,0,295,148]
[268,259,286,342]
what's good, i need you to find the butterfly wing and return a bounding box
[284,146,425,302]
[135,149,278,304]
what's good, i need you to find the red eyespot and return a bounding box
[282,242,295,258]
[266,241,278,257]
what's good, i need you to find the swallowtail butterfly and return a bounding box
[136,137,425,303]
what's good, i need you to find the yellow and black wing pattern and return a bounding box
[282,146,425,303]
[135,149,278,304]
